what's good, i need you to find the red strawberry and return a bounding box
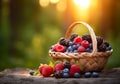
[69,64,81,77]
[54,63,64,72]
[53,44,65,52]
[81,40,89,48]
[73,36,82,44]
[78,46,86,52]
[39,65,46,74]
[42,65,53,77]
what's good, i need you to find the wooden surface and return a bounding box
[0,68,120,84]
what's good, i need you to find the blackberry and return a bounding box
[70,34,78,41]
[104,41,109,47]
[59,38,69,47]
[54,70,63,78]
[98,44,107,52]
[63,62,71,69]
[82,34,92,43]
[96,36,103,46]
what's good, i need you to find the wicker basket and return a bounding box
[49,21,113,72]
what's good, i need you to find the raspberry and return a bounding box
[70,34,78,41]
[69,64,81,77]
[53,44,65,52]
[41,65,53,77]
[78,46,86,52]
[54,63,64,72]
[73,36,82,44]
[81,40,89,48]
[82,34,92,43]
[59,38,69,47]
[96,36,103,46]
[98,44,107,52]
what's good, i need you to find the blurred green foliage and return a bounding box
[0,0,120,71]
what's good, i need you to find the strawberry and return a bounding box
[69,64,81,77]
[39,65,47,74]
[73,36,82,44]
[53,44,65,52]
[78,46,86,52]
[81,40,89,48]
[54,63,64,72]
[42,65,53,77]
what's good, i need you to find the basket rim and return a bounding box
[49,49,113,59]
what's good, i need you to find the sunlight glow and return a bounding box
[50,0,59,4]
[56,0,66,12]
[74,0,90,9]
[39,0,49,7]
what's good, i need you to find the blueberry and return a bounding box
[54,71,63,78]
[63,68,69,73]
[106,46,112,51]
[63,62,71,69]
[69,41,74,46]
[66,49,70,52]
[63,73,69,78]
[89,43,93,49]
[74,73,81,78]
[73,50,78,53]
[29,70,34,76]
[72,45,78,50]
[84,72,91,78]
[92,72,99,78]
[86,48,92,52]
[76,44,81,47]
[67,46,73,52]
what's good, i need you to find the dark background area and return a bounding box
[0,0,120,71]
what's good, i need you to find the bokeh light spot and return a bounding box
[39,0,50,7]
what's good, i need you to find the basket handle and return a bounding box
[65,21,97,55]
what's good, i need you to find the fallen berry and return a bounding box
[29,70,34,76]
[92,72,99,78]
[63,73,69,78]
[84,72,91,78]
[63,68,69,73]
[63,62,71,69]
[54,70,63,78]
[55,63,64,72]
[74,72,81,78]
[42,65,53,77]
[70,64,81,77]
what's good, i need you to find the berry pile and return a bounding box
[54,62,81,78]
[50,34,112,53]
[34,62,99,78]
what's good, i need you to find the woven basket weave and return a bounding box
[49,21,113,72]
